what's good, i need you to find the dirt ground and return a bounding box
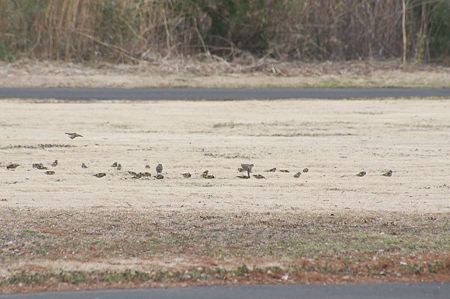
[1,99,450,213]
[1,99,450,292]
[1,59,450,88]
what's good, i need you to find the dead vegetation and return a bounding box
[0,209,449,293]
[1,1,448,63]
[1,59,450,88]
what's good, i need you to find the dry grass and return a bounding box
[1,59,450,88]
[1,209,449,293]
[1,99,450,293]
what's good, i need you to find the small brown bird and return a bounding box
[253,174,265,179]
[279,169,290,173]
[182,172,191,178]
[202,170,214,179]
[156,163,163,174]
[382,170,393,177]
[117,163,122,171]
[241,163,254,178]
[81,163,88,168]
[45,170,55,175]
[155,174,164,179]
[6,163,19,170]
[111,162,118,167]
[65,132,83,139]
[132,172,152,179]
[293,172,302,178]
[265,168,277,172]
[32,163,47,170]
[303,168,309,173]
[356,171,366,177]
[145,165,151,169]
[51,160,58,167]
[94,173,106,178]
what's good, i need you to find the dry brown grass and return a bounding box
[1,99,450,293]
[1,209,449,293]
[1,59,450,88]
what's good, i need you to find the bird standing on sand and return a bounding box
[382,170,393,177]
[356,171,366,177]
[294,172,302,178]
[51,160,58,167]
[156,163,163,174]
[240,163,254,178]
[81,163,88,168]
[32,163,47,170]
[202,170,214,179]
[65,133,83,139]
[6,163,19,170]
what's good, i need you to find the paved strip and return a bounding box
[0,87,450,100]
[1,284,449,299]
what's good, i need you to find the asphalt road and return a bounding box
[1,87,450,100]
[1,284,449,299]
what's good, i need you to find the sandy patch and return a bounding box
[1,99,449,214]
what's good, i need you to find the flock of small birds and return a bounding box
[2,132,395,180]
[4,161,394,180]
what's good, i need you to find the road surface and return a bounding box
[1,284,449,299]
[0,87,450,100]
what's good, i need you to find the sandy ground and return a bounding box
[1,99,450,214]
[1,60,450,88]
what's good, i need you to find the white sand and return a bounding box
[1,99,449,214]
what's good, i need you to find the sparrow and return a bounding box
[6,163,19,170]
[182,172,191,178]
[65,132,83,139]
[81,163,88,168]
[45,171,55,175]
[356,171,366,177]
[303,168,309,173]
[265,168,276,172]
[156,163,163,174]
[279,169,290,173]
[202,170,214,179]
[145,165,151,169]
[94,173,106,178]
[293,172,302,178]
[253,174,265,179]
[241,163,254,178]
[32,163,47,170]
[51,160,58,167]
[382,170,393,177]
[117,163,122,171]
[155,174,164,179]
[111,162,118,167]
